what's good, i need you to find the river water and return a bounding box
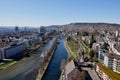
[42,38,68,80]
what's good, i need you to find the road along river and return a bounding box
[0,37,56,80]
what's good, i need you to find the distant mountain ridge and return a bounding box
[69,22,120,26]
[46,23,120,28]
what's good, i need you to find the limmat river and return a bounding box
[42,38,68,80]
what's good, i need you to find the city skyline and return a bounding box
[0,0,120,27]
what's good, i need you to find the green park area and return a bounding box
[67,40,80,60]
[0,61,16,70]
[67,40,78,53]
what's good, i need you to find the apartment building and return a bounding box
[104,53,120,73]
[113,43,120,55]
[113,57,120,73]
[0,40,28,59]
[98,50,106,62]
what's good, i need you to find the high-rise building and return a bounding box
[15,26,19,32]
[38,26,46,33]
[24,27,27,31]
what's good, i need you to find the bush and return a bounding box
[89,50,94,59]
[84,57,89,62]
[101,42,109,50]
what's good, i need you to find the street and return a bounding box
[0,38,55,80]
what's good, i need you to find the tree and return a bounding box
[84,57,89,62]
[89,50,94,59]
[67,36,71,41]
[90,35,96,48]
[101,42,109,50]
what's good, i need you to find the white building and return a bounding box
[104,53,113,69]
[97,37,105,46]
[92,43,100,52]
[113,43,120,55]
[113,58,120,73]
[104,53,120,73]
[105,36,120,55]
[98,50,106,62]
[38,26,46,33]
[0,40,28,59]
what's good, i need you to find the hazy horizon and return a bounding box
[0,21,120,28]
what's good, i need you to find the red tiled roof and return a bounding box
[114,46,120,52]
[80,29,94,33]
[105,53,120,60]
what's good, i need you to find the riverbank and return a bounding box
[64,38,73,58]
[42,37,68,80]
[36,37,57,80]
[59,38,70,80]
[36,47,56,80]
[0,37,56,80]
[0,41,43,70]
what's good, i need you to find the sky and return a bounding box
[0,0,120,27]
